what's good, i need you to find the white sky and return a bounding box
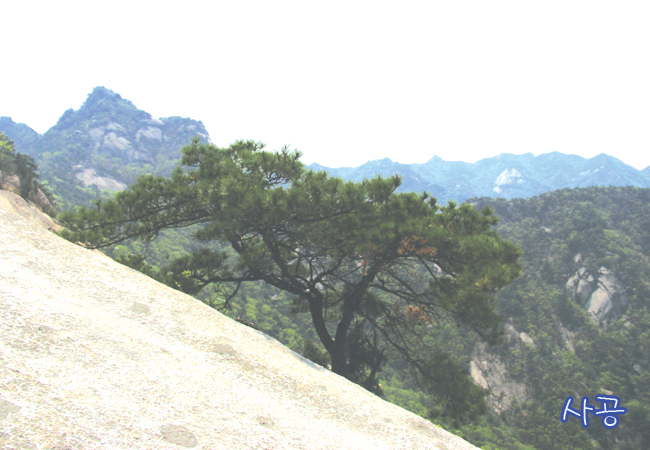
[2,1,649,169]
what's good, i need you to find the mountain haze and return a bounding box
[3,87,648,207]
[310,152,650,202]
[2,89,650,449]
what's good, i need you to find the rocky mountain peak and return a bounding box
[84,86,146,117]
[52,86,150,133]
[1,87,212,207]
[85,85,125,104]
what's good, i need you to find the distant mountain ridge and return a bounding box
[2,87,649,208]
[309,152,650,202]
[5,89,650,449]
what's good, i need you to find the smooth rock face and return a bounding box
[0,199,477,449]
[0,191,62,232]
[566,266,623,322]
[470,341,527,413]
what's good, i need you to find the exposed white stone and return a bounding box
[566,266,624,322]
[88,127,105,150]
[103,132,133,151]
[104,122,126,131]
[135,126,163,142]
[566,267,595,305]
[74,167,127,192]
[494,168,522,187]
[584,268,617,321]
[0,202,479,450]
[519,332,535,347]
[470,361,489,390]
[0,190,62,232]
[470,342,528,413]
[88,127,105,140]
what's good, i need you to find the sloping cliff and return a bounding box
[0,194,476,449]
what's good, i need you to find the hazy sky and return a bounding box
[2,1,649,169]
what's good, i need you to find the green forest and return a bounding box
[7,134,649,450]
[99,186,650,450]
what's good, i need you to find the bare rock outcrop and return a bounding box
[566,264,625,323]
[0,173,55,216]
[469,339,528,414]
[0,202,476,449]
[0,190,61,232]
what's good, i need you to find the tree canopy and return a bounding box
[60,138,521,406]
[0,132,17,186]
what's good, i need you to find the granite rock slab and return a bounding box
[0,194,477,449]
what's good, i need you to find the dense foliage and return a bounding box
[60,138,522,417]
[49,126,650,449]
[470,187,650,450]
[98,186,650,450]
[6,87,649,448]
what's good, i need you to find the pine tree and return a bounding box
[60,138,521,417]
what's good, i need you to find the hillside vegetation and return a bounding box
[101,184,650,450]
[463,187,650,449]
[217,186,650,450]
[3,88,648,449]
